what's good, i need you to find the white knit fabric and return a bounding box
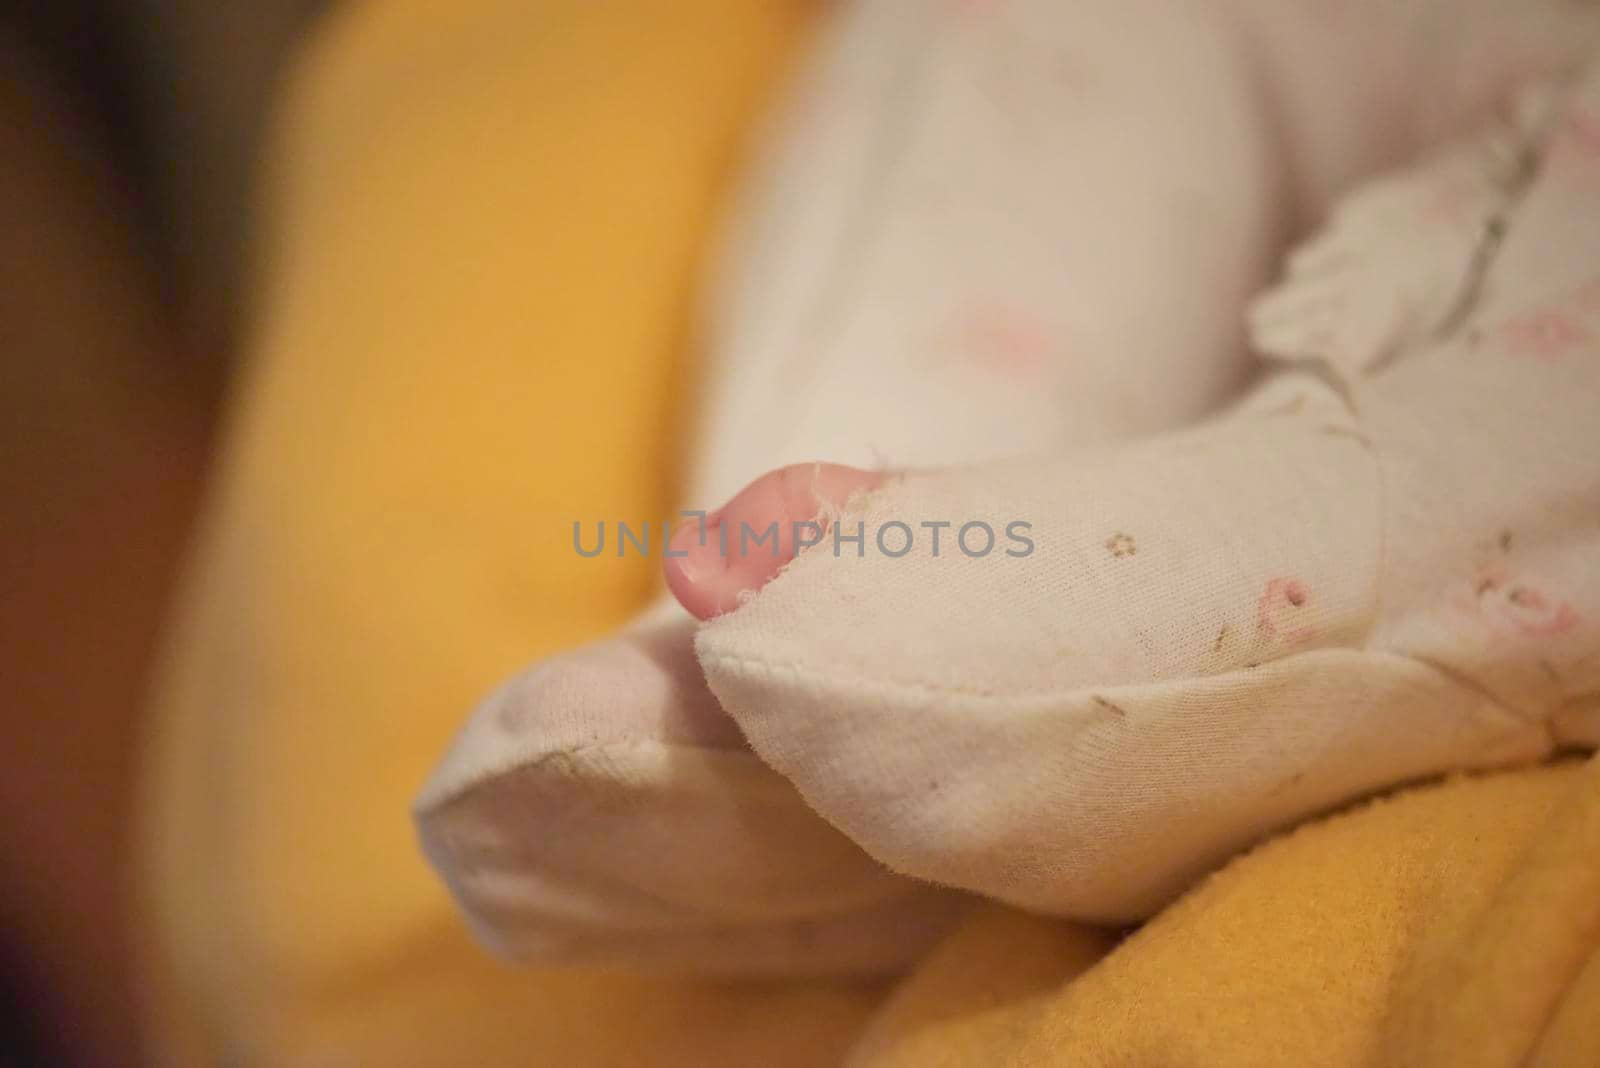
[418,0,1600,969]
[416,603,972,974]
[701,64,1600,922]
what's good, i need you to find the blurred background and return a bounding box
[0,1,815,1063]
[2,2,324,1063]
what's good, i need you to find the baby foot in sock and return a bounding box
[665,463,885,619]
[697,364,1594,921]
[696,395,1397,921]
[415,602,970,974]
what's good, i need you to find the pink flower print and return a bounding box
[1257,577,1317,646]
[1498,308,1594,362]
[1474,570,1581,639]
[1554,106,1600,165]
[957,304,1055,378]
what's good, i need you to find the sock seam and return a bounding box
[701,645,1537,734]
[414,737,773,813]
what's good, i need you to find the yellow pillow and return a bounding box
[138,1,887,1061]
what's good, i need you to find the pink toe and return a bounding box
[665,463,886,620]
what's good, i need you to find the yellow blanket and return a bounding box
[856,757,1600,1068]
[138,1,1600,1063]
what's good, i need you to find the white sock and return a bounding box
[416,597,971,973]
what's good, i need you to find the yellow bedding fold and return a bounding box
[854,755,1600,1068]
